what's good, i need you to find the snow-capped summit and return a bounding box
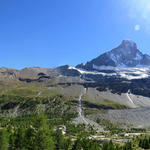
[76,40,150,70]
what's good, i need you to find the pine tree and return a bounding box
[0,129,9,150]
[123,142,132,150]
[25,113,55,150]
[35,128,55,150]
[14,127,26,149]
[24,127,37,150]
[72,138,83,150]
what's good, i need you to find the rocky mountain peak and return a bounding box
[111,40,139,56]
[121,40,137,49]
[76,40,150,70]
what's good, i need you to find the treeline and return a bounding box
[0,112,132,150]
[0,112,139,150]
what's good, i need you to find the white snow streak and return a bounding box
[126,91,134,104]
[68,66,150,80]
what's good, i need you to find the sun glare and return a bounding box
[126,0,150,32]
[130,0,150,21]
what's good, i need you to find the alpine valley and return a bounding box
[1,40,150,145]
[1,40,150,128]
[2,40,150,149]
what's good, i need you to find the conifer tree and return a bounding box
[0,129,9,150]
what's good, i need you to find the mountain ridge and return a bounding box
[76,40,150,70]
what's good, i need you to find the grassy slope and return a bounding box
[83,94,128,110]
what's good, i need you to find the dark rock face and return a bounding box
[88,53,116,68]
[76,40,150,70]
[57,65,81,76]
[141,54,150,65]
[1,102,19,110]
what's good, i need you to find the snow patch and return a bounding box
[110,53,117,63]
[134,53,143,61]
[68,65,150,80]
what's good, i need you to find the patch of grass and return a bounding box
[0,81,64,98]
[5,88,38,97]
[0,81,43,96]
[83,95,128,110]
[40,88,62,97]
[103,99,128,109]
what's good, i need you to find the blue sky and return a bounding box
[0,0,150,69]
